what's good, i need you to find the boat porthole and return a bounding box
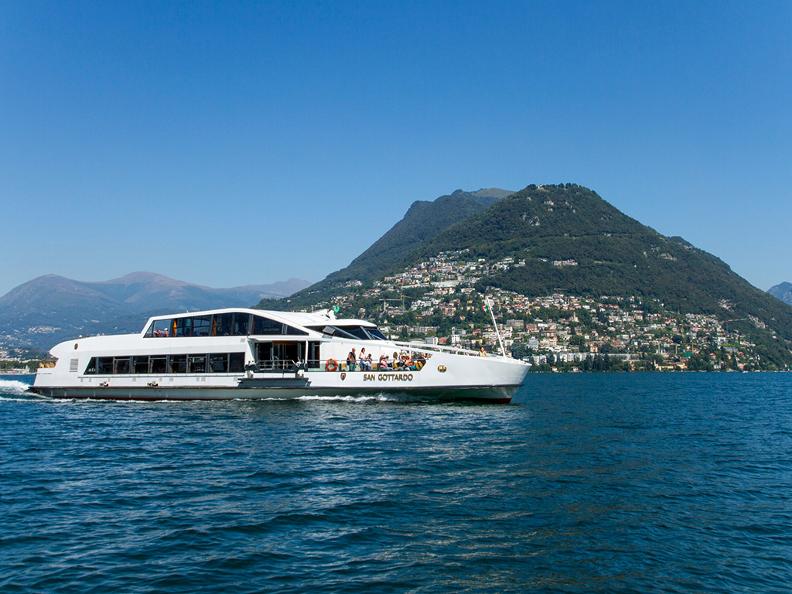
[438,365,447,373]
[74,343,78,350]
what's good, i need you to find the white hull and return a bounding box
[32,307,529,404]
[30,384,519,403]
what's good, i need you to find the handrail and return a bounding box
[254,358,424,373]
[390,340,483,357]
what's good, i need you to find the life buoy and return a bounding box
[325,358,338,372]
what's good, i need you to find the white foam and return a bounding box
[0,379,32,396]
[295,394,403,403]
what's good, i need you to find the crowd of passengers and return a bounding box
[344,347,427,372]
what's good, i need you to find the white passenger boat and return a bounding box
[31,308,529,403]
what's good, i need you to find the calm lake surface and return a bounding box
[2,372,791,592]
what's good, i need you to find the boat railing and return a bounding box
[390,340,495,358]
[254,358,425,373]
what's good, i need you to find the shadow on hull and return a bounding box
[28,385,517,404]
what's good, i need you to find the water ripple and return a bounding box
[2,373,792,591]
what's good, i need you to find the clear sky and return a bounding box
[1,1,790,296]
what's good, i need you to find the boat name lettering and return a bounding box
[363,373,414,382]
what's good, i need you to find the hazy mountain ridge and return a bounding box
[769,282,792,306]
[0,273,310,353]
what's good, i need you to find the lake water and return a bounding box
[2,372,791,592]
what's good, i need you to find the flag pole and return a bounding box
[486,297,507,357]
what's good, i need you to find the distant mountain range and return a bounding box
[0,273,310,353]
[769,282,792,306]
[266,183,792,367]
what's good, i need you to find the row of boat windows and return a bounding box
[85,353,246,375]
[306,325,387,341]
[145,313,307,338]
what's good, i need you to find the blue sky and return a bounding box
[1,1,790,296]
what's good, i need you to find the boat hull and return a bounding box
[28,384,518,404]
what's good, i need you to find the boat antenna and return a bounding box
[485,297,507,357]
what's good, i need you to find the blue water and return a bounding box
[2,373,792,592]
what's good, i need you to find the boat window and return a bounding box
[97,357,114,374]
[213,313,234,336]
[150,356,167,374]
[232,313,251,336]
[168,354,187,373]
[209,353,228,373]
[341,326,370,340]
[174,317,193,337]
[192,316,212,337]
[188,354,207,373]
[146,319,172,337]
[306,325,385,340]
[83,353,247,375]
[114,358,131,374]
[307,325,356,339]
[366,327,388,340]
[229,352,245,372]
[133,356,150,374]
[252,315,282,335]
[308,341,321,369]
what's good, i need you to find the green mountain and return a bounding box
[290,188,512,305]
[261,183,792,366]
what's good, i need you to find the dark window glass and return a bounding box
[229,352,245,372]
[252,315,282,335]
[133,356,150,374]
[192,316,212,337]
[233,313,251,336]
[146,319,172,337]
[114,358,131,374]
[150,356,167,374]
[168,355,187,373]
[367,327,387,340]
[308,342,321,369]
[174,318,193,337]
[97,357,114,374]
[209,354,228,373]
[341,326,370,340]
[307,325,356,339]
[188,354,207,373]
[213,313,233,336]
[85,357,97,375]
[284,324,308,336]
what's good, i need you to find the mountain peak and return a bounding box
[769,282,792,306]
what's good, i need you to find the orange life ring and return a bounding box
[325,358,338,372]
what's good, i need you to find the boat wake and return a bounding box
[0,379,34,398]
[294,393,424,403]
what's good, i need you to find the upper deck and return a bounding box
[141,308,388,341]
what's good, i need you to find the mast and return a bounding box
[486,297,507,357]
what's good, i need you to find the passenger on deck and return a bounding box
[378,354,390,370]
[360,348,371,371]
[392,351,401,369]
[347,348,357,371]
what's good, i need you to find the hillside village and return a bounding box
[313,250,775,371]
